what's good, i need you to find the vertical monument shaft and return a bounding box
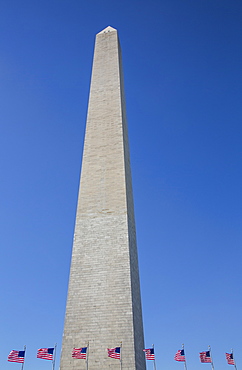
[60,26,146,370]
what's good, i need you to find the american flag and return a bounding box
[143,348,155,360]
[37,348,54,360]
[226,353,235,365]
[175,349,186,362]
[72,347,87,359]
[8,350,25,363]
[200,351,212,363]
[107,347,121,359]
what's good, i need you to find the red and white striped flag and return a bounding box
[37,348,54,360]
[8,350,25,363]
[226,353,235,365]
[72,347,87,359]
[143,348,155,360]
[175,349,186,362]
[107,347,121,359]
[200,351,212,363]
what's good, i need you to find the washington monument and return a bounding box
[60,26,146,369]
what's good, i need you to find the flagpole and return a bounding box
[182,344,187,370]
[20,345,26,370]
[86,341,89,370]
[232,349,237,370]
[209,345,214,370]
[120,342,122,370]
[152,344,156,370]
[52,344,57,370]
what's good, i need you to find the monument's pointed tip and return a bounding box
[97,26,117,35]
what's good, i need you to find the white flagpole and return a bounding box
[209,345,214,370]
[120,342,122,370]
[52,344,57,370]
[86,342,89,370]
[20,345,26,370]
[182,344,187,370]
[153,344,156,370]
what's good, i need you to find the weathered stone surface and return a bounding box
[60,26,146,370]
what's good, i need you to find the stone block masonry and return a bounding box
[60,26,146,369]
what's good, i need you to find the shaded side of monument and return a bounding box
[60,26,146,370]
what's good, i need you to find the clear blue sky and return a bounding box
[0,1,241,369]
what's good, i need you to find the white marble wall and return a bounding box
[60,27,146,370]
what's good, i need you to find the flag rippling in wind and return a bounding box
[226,353,235,365]
[37,348,54,360]
[8,350,25,363]
[72,347,87,359]
[143,348,155,360]
[107,347,121,359]
[200,351,212,363]
[175,349,186,362]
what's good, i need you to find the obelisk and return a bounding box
[60,26,146,370]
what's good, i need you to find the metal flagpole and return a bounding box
[20,345,26,370]
[232,349,237,370]
[86,342,89,370]
[182,344,187,370]
[209,345,214,370]
[52,344,57,370]
[153,344,156,370]
[120,342,122,370]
